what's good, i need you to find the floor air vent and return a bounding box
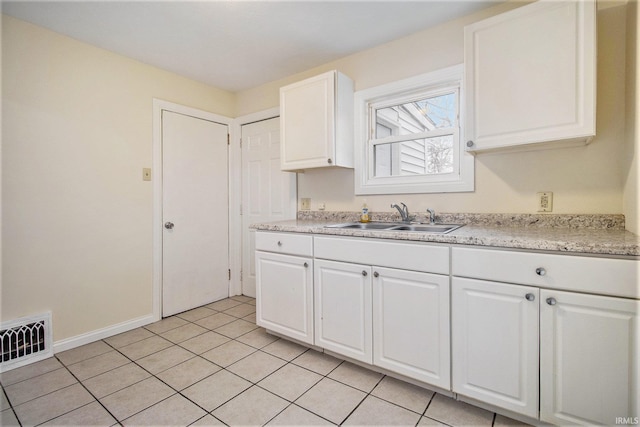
[0,313,53,372]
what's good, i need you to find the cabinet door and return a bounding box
[280,71,335,170]
[464,0,595,152]
[256,251,313,344]
[372,267,450,388]
[452,278,539,418]
[540,290,640,425]
[314,259,372,363]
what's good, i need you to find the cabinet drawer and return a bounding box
[255,231,313,256]
[452,247,639,299]
[315,236,449,274]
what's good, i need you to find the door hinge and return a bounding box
[240,269,243,282]
[227,134,230,145]
[228,269,231,280]
[239,203,243,216]
[239,137,242,148]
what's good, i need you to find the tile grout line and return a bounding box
[0,385,23,427]
[99,313,276,424]
[99,336,219,423]
[251,346,344,426]
[32,353,122,427]
[252,354,330,425]
[335,370,386,425]
[5,299,501,427]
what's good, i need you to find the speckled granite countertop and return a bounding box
[250,213,640,257]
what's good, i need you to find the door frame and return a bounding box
[152,99,233,320]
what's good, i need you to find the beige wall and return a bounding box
[1,15,235,341]
[624,0,640,234]
[237,3,632,221]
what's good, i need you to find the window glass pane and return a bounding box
[374,135,454,177]
[375,92,456,138]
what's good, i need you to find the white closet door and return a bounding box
[162,111,229,316]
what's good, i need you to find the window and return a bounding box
[354,65,474,195]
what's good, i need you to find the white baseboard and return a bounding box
[53,314,157,354]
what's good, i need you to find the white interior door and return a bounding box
[241,117,296,297]
[163,110,229,316]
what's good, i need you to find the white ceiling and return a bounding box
[1,1,501,92]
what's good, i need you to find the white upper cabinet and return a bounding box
[280,70,354,171]
[464,0,596,153]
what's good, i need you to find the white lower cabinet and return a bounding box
[540,289,640,425]
[452,245,640,424]
[314,259,372,363]
[255,233,638,426]
[452,277,539,418]
[373,267,450,389]
[255,251,314,345]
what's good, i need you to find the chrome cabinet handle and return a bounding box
[327,158,333,164]
[536,267,546,276]
[362,270,368,277]
[546,297,557,306]
[466,140,474,148]
[277,241,282,246]
[164,222,174,229]
[303,262,308,268]
[373,272,379,278]
[525,293,535,301]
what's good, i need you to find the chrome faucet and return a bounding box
[391,203,414,223]
[426,208,436,225]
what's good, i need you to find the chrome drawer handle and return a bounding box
[303,262,308,268]
[525,293,535,301]
[546,297,557,306]
[277,241,282,246]
[362,270,368,277]
[373,272,379,278]
[535,267,546,276]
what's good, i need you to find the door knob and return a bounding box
[164,222,174,230]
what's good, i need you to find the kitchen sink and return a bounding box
[390,224,462,233]
[327,222,403,230]
[325,222,463,234]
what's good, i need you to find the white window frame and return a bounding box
[354,64,474,195]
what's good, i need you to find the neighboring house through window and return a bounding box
[354,64,474,195]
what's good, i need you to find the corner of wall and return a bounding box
[623,0,640,234]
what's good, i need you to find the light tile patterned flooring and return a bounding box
[0,296,527,426]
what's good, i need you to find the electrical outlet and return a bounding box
[143,168,152,181]
[300,198,311,210]
[537,192,553,212]
[318,202,326,211]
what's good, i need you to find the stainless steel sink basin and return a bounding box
[325,222,463,234]
[390,224,462,233]
[327,222,402,230]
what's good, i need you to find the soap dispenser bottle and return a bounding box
[360,201,370,223]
